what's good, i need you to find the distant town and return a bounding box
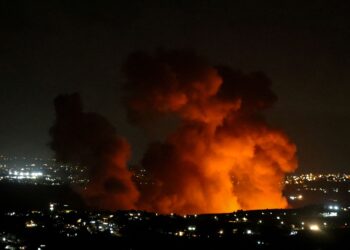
[1,155,350,249]
[0,155,89,186]
[1,155,350,206]
[1,201,349,249]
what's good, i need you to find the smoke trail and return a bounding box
[49,93,139,210]
[123,49,297,214]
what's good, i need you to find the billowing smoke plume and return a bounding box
[49,49,297,214]
[49,93,139,210]
[123,49,297,214]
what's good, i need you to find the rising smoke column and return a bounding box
[50,93,139,210]
[123,50,297,214]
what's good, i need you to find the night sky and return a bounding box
[0,1,349,173]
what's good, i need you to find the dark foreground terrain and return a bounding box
[1,182,350,249]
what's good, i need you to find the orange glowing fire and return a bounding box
[51,50,297,214]
[123,50,298,214]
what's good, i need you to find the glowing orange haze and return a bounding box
[123,51,298,214]
[51,50,298,215]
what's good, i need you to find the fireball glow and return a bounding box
[51,49,297,214]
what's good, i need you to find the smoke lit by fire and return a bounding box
[50,49,297,214]
[50,94,139,210]
[123,50,297,214]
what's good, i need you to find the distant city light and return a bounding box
[289,195,303,201]
[309,224,320,231]
[328,205,340,211]
[290,230,298,235]
[49,203,55,211]
[322,212,337,217]
[25,220,38,228]
[177,231,184,237]
[187,226,196,231]
[0,156,89,186]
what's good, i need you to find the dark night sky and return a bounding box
[0,1,349,173]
